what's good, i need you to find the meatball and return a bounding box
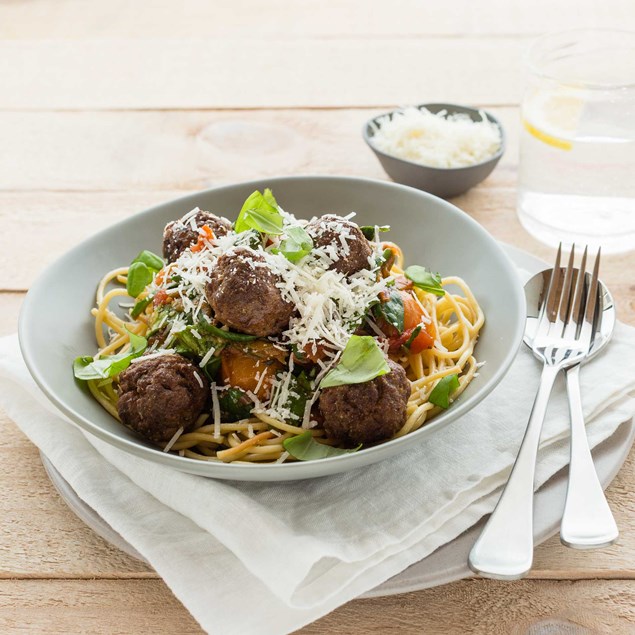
[306,215,373,276]
[163,210,232,263]
[117,354,209,445]
[318,359,410,445]
[205,247,294,337]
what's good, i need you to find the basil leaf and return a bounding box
[234,189,283,235]
[127,262,153,298]
[73,331,147,381]
[274,226,313,263]
[132,250,163,272]
[202,356,222,381]
[173,329,208,358]
[320,335,390,388]
[359,225,390,240]
[283,431,361,461]
[405,265,445,297]
[374,289,404,333]
[131,296,152,318]
[197,320,257,342]
[218,387,253,420]
[404,325,422,349]
[429,374,460,409]
[286,372,313,421]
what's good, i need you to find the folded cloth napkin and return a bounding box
[2,312,635,633]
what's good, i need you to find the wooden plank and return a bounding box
[2,0,634,39]
[0,294,22,334]
[0,108,518,192]
[0,39,524,109]
[0,579,201,634]
[0,578,634,634]
[0,419,151,577]
[305,579,635,634]
[0,405,633,579]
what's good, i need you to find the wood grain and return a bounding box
[2,0,634,39]
[0,578,633,634]
[0,108,518,192]
[0,39,524,109]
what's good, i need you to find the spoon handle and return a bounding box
[468,363,560,580]
[560,363,618,549]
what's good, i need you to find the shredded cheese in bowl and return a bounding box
[370,106,502,169]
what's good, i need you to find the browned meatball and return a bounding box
[205,247,294,337]
[117,354,209,445]
[306,215,373,275]
[319,359,410,445]
[163,210,232,263]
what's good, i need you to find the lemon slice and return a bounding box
[522,90,584,151]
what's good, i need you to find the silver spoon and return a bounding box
[524,261,618,549]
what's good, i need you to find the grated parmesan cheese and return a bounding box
[130,348,176,363]
[276,451,290,464]
[211,382,221,439]
[163,426,184,453]
[199,346,216,368]
[193,371,204,388]
[371,107,501,169]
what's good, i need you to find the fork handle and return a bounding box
[560,364,619,549]
[468,364,560,580]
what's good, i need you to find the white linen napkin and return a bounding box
[2,315,635,634]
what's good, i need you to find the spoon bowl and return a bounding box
[523,268,616,358]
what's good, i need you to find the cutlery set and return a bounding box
[469,245,618,579]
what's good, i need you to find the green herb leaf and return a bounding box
[283,431,361,461]
[202,356,222,381]
[374,289,404,333]
[234,189,284,235]
[171,326,227,363]
[359,225,390,240]
[405,265,445,297]
[404,325,422,349]
[218,387,253,420]
[73,331,147,381]
[132,250,164,272]
[428,374,460,409]
[286,372,313,421]
[320,335,390,388]
[126,262,153,298]
[274,225,313,263]
[197,320,257,342]
[131,296,152,318]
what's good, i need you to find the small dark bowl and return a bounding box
[363,103,505,199]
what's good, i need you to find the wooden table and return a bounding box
[2,2,635,632]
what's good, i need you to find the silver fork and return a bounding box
[560,249,618,549]
[468,244,602,580]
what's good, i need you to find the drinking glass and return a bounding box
[518,29,635,253]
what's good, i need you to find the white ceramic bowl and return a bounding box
[19,176,525,481]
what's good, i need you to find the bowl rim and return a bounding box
[19,175,525,479]
[362,102,506,173]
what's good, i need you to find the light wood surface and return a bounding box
[1,2,634,633]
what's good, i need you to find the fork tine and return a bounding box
[545,244,563,322]
[558,245,576,323]
[570,246,588,329]
[585,248,601,324]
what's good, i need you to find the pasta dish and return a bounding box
[73,189,484,463]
